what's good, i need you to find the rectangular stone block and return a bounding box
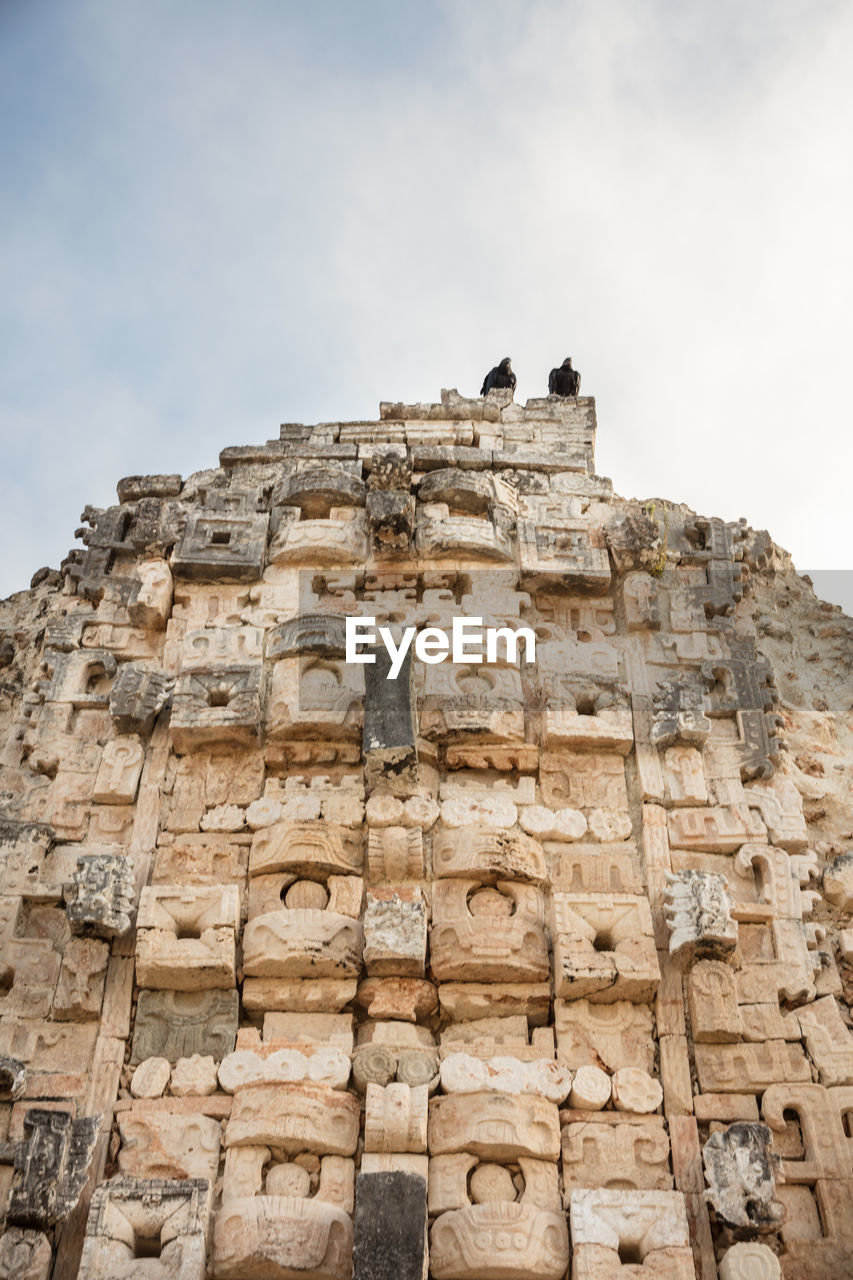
[130,989,239,1064]
[353,1171,427,1280]
[550,892,660,1002]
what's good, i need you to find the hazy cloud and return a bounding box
[1,0,851,610]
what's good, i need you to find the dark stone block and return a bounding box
[363,646,417,788]
[353,1171,427,1280]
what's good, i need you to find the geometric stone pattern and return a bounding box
[0,385,848,1278]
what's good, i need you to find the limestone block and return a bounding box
[797,996,853,1086]
[248,872,362,919]
[221,1146,269,1202]
[39,648,117,707]
[170,1054,219,1096]
[364,1082,428,1153]
[664,746,708,806]
[415,507,514,563]
[428,1091,560,1162]
[218,1045,351,1093]
[823,852,853,911]
[128,558,173,628]
[439,1053,573,1104]
[135,884,240,990]
[78,1177,211,1279]
[242,908,364,978]
[358,976,438,1022]
[430,1202,569,1280]
[664,869,738,965]
[366,827,424,881]
[53,936,109,1020]
[428,1153,560,1215]
[694,1042,811,1093]
[170,663,263,750]
[117,1111,221,1182]
[249,820,363,877]
[667,805,766,852]
[360,1153,429,1177]
[542,704,634,755]
[688,960,741,1042]
[92,736,144,805]
[178,625,264,670]
[586,808,633,842]
[744,777,808,852]
[0,1020,99,1072]
[554,999,655,1073]
[762,1083,852,1182]
[440,792,519,829]
[213,1196,353,1280]
[611,1068,663,1114]
[517,805,587,841]
[0,1229,52,1280]
[719,1242,781,1280]
[623,571,661,630]
[430,879,549,983]
[225,1082,360,1155]
[269,508,368,565]
[5,1108,100,1230]
[549,892,660,1002]
[702,1123,783,1230]
[569,1065,612,1110]
[172,502,268,580]
[518,511,611,591]
[366,488,415,551]
[0,1057,27,1101]
[263,1013,355,1052]
[131,1057,171,1098]
[552,845,644,896]
[130,989,239,1064]
[243,978,359,1015]
[363,888,427,976]
[432,826,546,884]
[266,655,363,739]
[569,1187,691,1252]
[440,1017,554,1064]
[561,1114,673,1192]
[540,750,629,810]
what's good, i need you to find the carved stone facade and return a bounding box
[0,387,851,1277]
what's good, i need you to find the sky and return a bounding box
[1,0,851,613]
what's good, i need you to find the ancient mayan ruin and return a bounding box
[0,385,851,1280]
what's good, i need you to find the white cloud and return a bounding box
[1,0,851,609]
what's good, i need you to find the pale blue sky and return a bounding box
[2,1,851,612]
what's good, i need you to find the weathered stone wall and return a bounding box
[0,388,851,1279]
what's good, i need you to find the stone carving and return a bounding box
[53,936,109,1020]
[117,1111,221,1182]
[213,1196,353,1280]
[518,514,611,592]
[432,827,546,884]
[219,1043,350,1093]
[554,999,655,1072]
[3,1109,100,1230]
[135,884,240,989]
[664,870,738,964]
[66,851,135,937]
[92,736,144,804]
[172,496,268,581]
[130,989,239,1064]
[430,879,550,983]
[108,662,173,735]
[569,1188,693,1276]
[702,1123,783,1231]
[242,907,364,978]
[562,1114,673,1191]
[225,1082,360,1155]
[78,1177,211,1279]
[430,1203,569,1280]
[364,1082,428,1153]
[650,678,711,747]
[170,664,263,750]
[550,892,660,1002]
[719,1242,781,1280]
[249,821,363,878]
[428,1091,560,1162]
[439,1054,573,1104]
[0,1229,52,1280]
[0,1057,27,1100]
[363,888,427,976]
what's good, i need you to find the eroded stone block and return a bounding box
[66,851,135,937]
[702,1123,783,1231]
[550,892,660,1002]
[363,888,427,977]
[78,1176,211,1279]
[431,879,549,984]
[428,1091,560,1162]
[117,1111,221,1182]
[353,1171,426,1280]
[561,1113,672,1192]
[364,1082,428,1153]
[6,1108,100,1230]
[214,1195,353,1280]
[225,1082,360,1155]
[130,989,239,1064]
[430,1202,569,1280]
[664,869,738,965]
[135,884,239,990]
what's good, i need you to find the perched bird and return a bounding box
[548,357,581,397]
[481,357,516,396]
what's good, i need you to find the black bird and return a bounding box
[481,357,516,396]
[548,357,580,397]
